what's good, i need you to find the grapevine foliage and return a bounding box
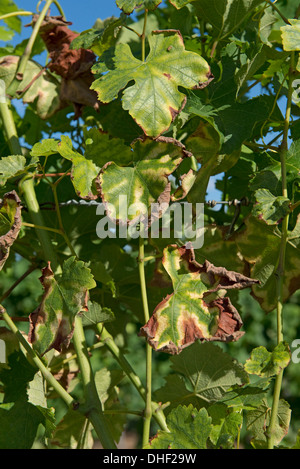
[0,0,300,450]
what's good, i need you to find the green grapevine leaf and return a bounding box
[235,216,300,312]
[0,155,26,187]
[0,401,45,449]
[140,245,259,354]
[148,405,212,449]
[281,19,300,51]
[28,257,96,355]
[246,398,291,448]
[244,342,291,378]
[208,404,243,448]
[252,188,291,225]
[70,16,123,56]
[171,0,264,40]
[155,342,248,411]
[116,0,162,14]
[0,191,22,271]
[91,30,212,137]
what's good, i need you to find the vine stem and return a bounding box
[99,326,169,432]
[265,0,291,25]
[0,305,74,408]
[138,226,153,448]
[72,316,117,449]
[141,9,148,62]
[0,91,114,450]
[0,11,33,21]
[266,52,295,450]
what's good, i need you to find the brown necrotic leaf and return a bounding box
[0,191,22,271]
[29,14,99,117]
[28,257,96,356]
[139,245,259,354]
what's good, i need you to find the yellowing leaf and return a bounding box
[139,245,259,354]
[91,30,212,137]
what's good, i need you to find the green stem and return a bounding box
[138,227,153,448]
[141,9,148,62]
[266,52,295,450]
[0,98,59,271]
[20,178,60,271]
[0,263,37,303]
[7,0,54,97]
[72,316,117,449]
[0,305,74,407]
[99,326,169,432]
[0,11,33,21]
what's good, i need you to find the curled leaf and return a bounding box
[0,191,22,271]
[139,245,259,354]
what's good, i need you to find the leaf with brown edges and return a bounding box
[139,245,259,354]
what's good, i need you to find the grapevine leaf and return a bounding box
[244,342,291,378]
[0,0,21,35]
[281,19,300,51]
[50,409,94,449]
[70,16,123,56]
[0,155,26,186]
[81,301,115,326]
[91,30,213,137]
[140,245,259,354]
[246,398,291,448]
[0,55,60,119]
[28,257,96,355]
[235,216,300,312]
[98,137,190,224]
[252,188,291,225]
[171,0,264,40]
[208,404,243,448]
[56,136,99,199]
[148,405,212,449]
[155,342,249,411]
[0,401,45,449]
[116,0,162,14]
[0,191,22,271]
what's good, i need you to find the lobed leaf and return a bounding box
[244,342,291,378]
[235,216,300,312]
[91,30,212,137]
[116,0,162,14]
[281,19,300,51]
[148,404,212,449]
[252,188,291,225]
[140,245,259,354]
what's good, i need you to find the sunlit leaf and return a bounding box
[281,19,300,51]
[140,245,258,354]
[91,30,212,137]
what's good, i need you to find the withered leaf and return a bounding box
[0,191,22,271]
[29,257,96,356]
[139,245,259,354]
[29,15,99,117]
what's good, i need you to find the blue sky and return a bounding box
[15,0,121,35]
